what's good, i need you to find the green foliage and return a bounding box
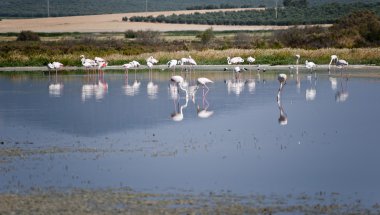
[127,2,380,26]
[283,0,308,8]
[16,31,40,41]
[274,10,380,48]
[196,28,215,45]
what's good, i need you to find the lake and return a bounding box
[0,69,379,206]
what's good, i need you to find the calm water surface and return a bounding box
[0,70,379,203]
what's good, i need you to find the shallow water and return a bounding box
[0,70,380,204]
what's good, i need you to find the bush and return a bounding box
[122,16,128,21]
[135,30,162,44]
[196,27,215,45]
[125,30,137,38]
[16,31,40,41]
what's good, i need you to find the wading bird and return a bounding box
[305,60,316,73]
[170,75,188,99]
[277,73,287,100]
[247,56,255,66]
[227,56,244,65]
[194,77,213,97]
[167,59,179,74]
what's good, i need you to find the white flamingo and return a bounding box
[305,60,316,73]
[170,75,188,99]
[47,61,63,76]
[80,55,96,73]
[277,73,287,101]
[330,55,349,75]
[167,59,179,74]
[194,77,213,97]
[247,56,255,66]
[227,56,244,65]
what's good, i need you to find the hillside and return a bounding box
[1,0,379,18]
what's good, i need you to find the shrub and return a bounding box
[16,31,40,41]
[125,30,137,38]
[196,27,215,45]
[135,30,162,44]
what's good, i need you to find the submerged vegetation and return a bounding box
[127,2,380,26]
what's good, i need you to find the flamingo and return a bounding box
[47,61,63,76]
[122,63,133,75]
[227,56,244,65]
[247,56,255,66]
[233,66,247,80]
[194,77,213,97]
[80,55,96,73]
[277,73,287,101]
[187,55,197,72]
[170,75,188,99]
[305,60,316,73]
[167,59,179,74]
[146,56,159,64]
[48,62,64,97]
[329,55,348,75]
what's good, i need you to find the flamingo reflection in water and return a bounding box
[277,74,288,125]
[81,69,108,101]
[47,62,64,97]
[171,97,188,122]
[305,76,317,101]
[335,76,349,103]
[195,85,214,119]
[123,70,140,96]
[224,67,246,96]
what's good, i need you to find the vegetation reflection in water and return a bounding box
[3,69,380,207]
[42,69,354,124]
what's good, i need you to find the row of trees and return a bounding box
[126,2,380,26]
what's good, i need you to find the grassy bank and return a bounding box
[1,48,380,67]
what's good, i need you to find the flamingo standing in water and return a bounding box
[277,73,287,100]
[167,59,179,74]
[47,62,64,97]
[170,75,188,99]
[329,55,349,76]
[47,61,64,76]
[194,77,213,97]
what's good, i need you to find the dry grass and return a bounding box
[0,8,330,33]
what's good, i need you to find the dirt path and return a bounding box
[0,8,330,33]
